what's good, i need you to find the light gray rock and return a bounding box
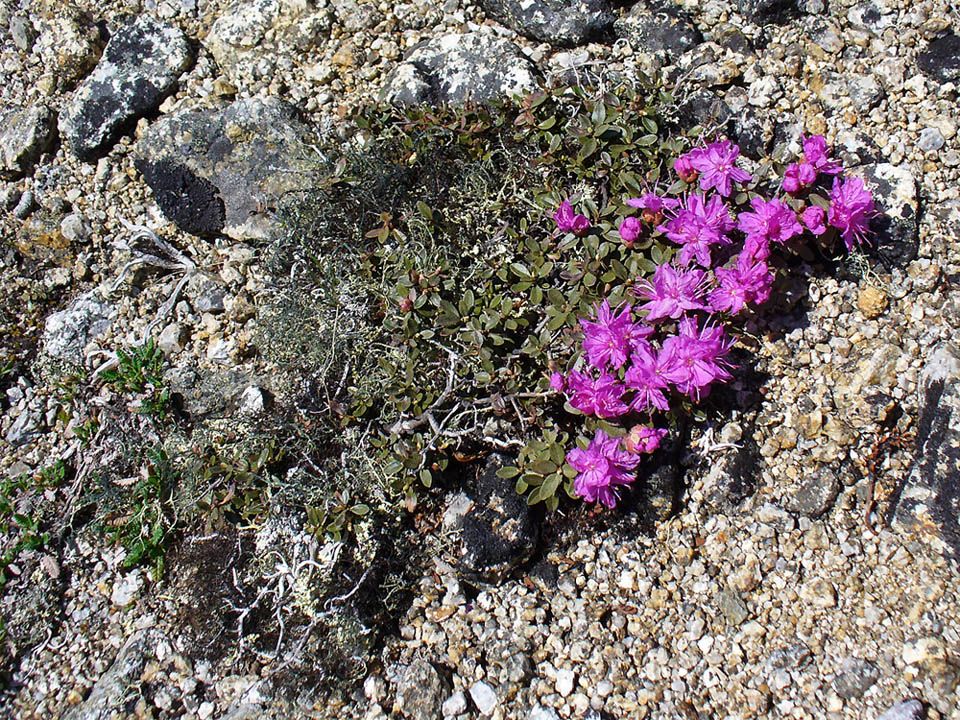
[12,188,34,219]
[847,0,894,34]
[717,590,749,625]
[0,104,55,179]
[441,691,467,716]
[787,467,839,517]
[331,0,380,32]
[35,10,102,89]
[157,323,186,354]
[43,291,115,363]
[59,15,191,162]
[382,33,539,105]
[816,71,883,111]
[875,700,924,720]
[469,681,498,715]
[478,0,614,47]
[204,0,332,84]
[918,127,946,152]
[135,97,318,240]
[615,0,702,59]
[60,213,91,243]
[893,344,960,569]
[9,15,36,52]
[62,629,161,720]
[834,656,880,699]
[393,659,447,719]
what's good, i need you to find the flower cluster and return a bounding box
[553,135,876,507]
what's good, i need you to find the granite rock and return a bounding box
[381,33,539,105]
[0,104,55,179]
[478,0,614,47]
[393,659,448,719]
[34,10,102,89]
[60,15,192,162]
[615,0,702,60]
[42,291,115,363]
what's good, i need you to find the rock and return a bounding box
[59,15,192,162]
[767,642,812,670]
[135,97,318,240]
[917,33,960,84]
[698,439,761,512]
[393,660,447,719]
[6,408,40,446]
[679,42,744,86]
[717,590,749,626]
[847,1,894,34]
[918,127,945,153]
[331,0,380,33]
[875,700,924,720]
[736,0,796,23]
[678,89,733,135]
[530,708,561,720]
[787,467,840,517]
[9,15,36,52]
[60,213,92,243]
[853,163,919,267]
[833,656,880,699]
[204,0,332,85]
[188,276,227,313]
[616,0,701,63]
[63,629,160,720]
[110,571,143,607]
[757,503,796,533]
[43,291,114,363]
[468,681,498,715]
[157,323,186,354]
[478,0,614,47]
[35,10,102,89]
[381,32,539,105]
[12,188,35,219]
[442,691,467,716]
[857,285,888,318]
[0,104,55,179]
[460,453,537,583]
[816,71,884,111]
[238,386,265,416]
[555,668,575,697]
[902,637,946,665]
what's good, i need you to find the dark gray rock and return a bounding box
[135,97,318,240]
[63,629,161,720]
[478,0,613,47]
[60,15,192,162]
[787,467,840,517]
[893,343,960,570]
[678,89,733,136]
[381,33,539,105]
[615,0,701,59]
[393,659,448,720]
[737,0,796,23]
[0,104,55,179]
[855,163,919,268]
[767,642,812,670]
[187,275,227,314]
[460,453,537,584]
[876,700,924,720]
[834,656,880,699]
[734,108,773,159]
[699,440,761,512]
[917,33,960,84]
[43,291,114,363]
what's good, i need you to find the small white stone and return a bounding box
[239,386,265,416]
[555,668,575,697]
[198,701,215,719]
[468,682,497,716]
[442,691,467,716]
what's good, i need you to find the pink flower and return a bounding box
[708,255,774,315]
[802,134,842,176]
[658,194,734,268]
[627,192,680,224]
[579,300,650,371]
[566,370,630,418]
[782,162,818,194]
[674,152,700,183]
[634,263,708,321]
[737,196,803,245]
[802,205,827,235]
[624,425,668,454]
[554,200,590,236]
[827,176,875,251]
[549,372,566,393]
[688,140,752,197]
[567,429,641,507]
[659,317,734,400]
[624,344,671,413]
[619,216,643,246]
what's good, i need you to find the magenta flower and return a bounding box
[624,344,671,413]
[741,234,771,264]
[827,176,875,251]
[708,255,774,315]
[737,196,803,245]
[627,192,680,225]
[579,300,649,371]
[549,372,566,393]
[689,140,752,197]
[624,425,668,455]
[554,200,590,236]
[802,205,827,235]
[802,134,842,176]
[782,161,818,194]
[566,429,641,507]
[658,194,734,267]
[634,263,708,321]
[566,370,630,418]
[619,216,642,246]
[659,317,734,400]
[674,152,700,183]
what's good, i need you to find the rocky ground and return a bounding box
[1,0,960,719]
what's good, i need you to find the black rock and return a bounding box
[893,343,960,570]
[381,32,539,105]
[135,97,318,241]
[856,163,919,268]
[734,108,773,160]
[917,33,960,84]
[59,15,192,162]
[787,467,840,518]
[737,0,797,23]
[615,0,702,58]
[699,439,762,512]
[459,453,538,584]
[678,88,733,135]
[479,0,614,47]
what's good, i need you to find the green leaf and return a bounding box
[419,469,433,488]
[497,466,520,479]
[350,504,371,516]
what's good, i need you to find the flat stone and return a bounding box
[381,32,539,105]
[468,681,498,716]
[616,0,702,60]
[894,345,960,569]
[876,700,924,720]
[853,163,919,268]
[833,656,880,699]
[60,15,191,162]
[478,0,614,47]
[43,291,115,363]
[917,33,960,84]
[0,104,55,179]
[787,467,840,517]
[135,97,318,240]
[157,323,186,354]
[717,590,749,626]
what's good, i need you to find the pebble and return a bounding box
[468,682,498,716]
[555,669,575,698]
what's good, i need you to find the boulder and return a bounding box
[478,0,614,47]
[135,97,318,240]
[381,33,539,105]
[60,15,192,162]
[43,291,114,363]
[917,33,960,84]
[615,0,702,60]
[0,104,55,179]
